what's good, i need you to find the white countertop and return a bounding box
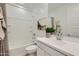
[36,35,79,56]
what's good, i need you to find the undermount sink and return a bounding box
[45,35,67,45]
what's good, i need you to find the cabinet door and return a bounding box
[37,47,50,56]
[37,47,45,56]
[44,52,50,56]
[37,41,65,56]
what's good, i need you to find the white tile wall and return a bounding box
[49,5,67,35]
[67,4,79,37]
[5,4,36,55]
[49,4,79,37]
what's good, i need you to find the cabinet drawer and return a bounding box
[37,41,65,56]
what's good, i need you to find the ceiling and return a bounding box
[48,3,65,13]
[10,3,66,15]
[16,3,48,14]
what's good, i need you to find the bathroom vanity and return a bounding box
[36,35,79,56]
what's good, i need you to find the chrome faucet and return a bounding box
[56,31,63,40]
[56,25,63,40]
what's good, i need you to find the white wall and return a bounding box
[67,4,79,37]
[49,5,67,35]
[48,4,79,37]
[32,4,48,37]
[5,3,48,55]
[5,4,36,55]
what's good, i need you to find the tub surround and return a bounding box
[36,35,79,56]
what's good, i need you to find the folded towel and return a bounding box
[0,7,6,40]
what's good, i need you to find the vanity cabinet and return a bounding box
[37,46,50,56]
[37,41,66,56]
